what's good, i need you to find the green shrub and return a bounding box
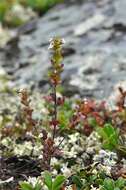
[23,0,62,12]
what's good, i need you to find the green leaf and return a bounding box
[88,117,97,128]
[52,175,65,190]
[35,182,42,190]
[0,1,9,22]
[115,178,126,188]
[114,188,120,190]
[104,124,118,149]
[44,171,52,190]
[97,123,119,150]
[19,182,33,190]
[72,175,83,188]
[89,175,97,183]
[104,124,115,135]
[103,178,115,190]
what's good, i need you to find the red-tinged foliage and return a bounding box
[116,87,126,111]
[72,184,77,190]
[44,94,65,106]
[111,164,126,179]
[69,114,79,129]
[57,96,65,106]
[50,72,62,86]
[42,137,54,170]
[18,89,37,132]
[77,99,96,116]
[43,95,54,102]
[92,112,104,126]
[83,124,93,136]
[111,87,126,133]
[50,119,59,127]
[41,129,48,140]
[69,87,126,136]
[69,99,108,135]
[42,135,62,170]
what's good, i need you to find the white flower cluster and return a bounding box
[93,149,118,175]
[86,132,101,147]
[48,38,65,49]
[93,149,117,167]
[63,133,84,159]
[13,141,42,156]
[61,164,72,176]
[27,177,39,188]
[22,176,43,188]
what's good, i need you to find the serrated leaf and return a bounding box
[52,175,65,190]
[19,182,33,190]
[44,171,52,190]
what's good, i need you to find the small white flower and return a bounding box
[28,177,37,187]
[38,133,43,138]
[48,40,54,49]
[61,164,71,176]
[38,155,43,159]
[27,177,41,188]
[61,38,66,44]
[51,157,58,165]
[69,133,79,144]
[48,38,65,49]
[49,38,53,42]
[26,132,33,137]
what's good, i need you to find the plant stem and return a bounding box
[47,85,57,170]
[43,37,65,170]
[48,85,58,170]
[52,84,57,140]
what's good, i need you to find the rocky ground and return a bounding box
[0,0,126,99]
[0,1,126,189]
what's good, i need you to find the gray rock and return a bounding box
[0,0,126,99]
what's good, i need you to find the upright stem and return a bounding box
[53,84,57,140]
[48,85,57,169]
[42,38,65,170]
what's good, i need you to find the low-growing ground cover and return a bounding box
[0,38,126,190]
[0,0,62,27]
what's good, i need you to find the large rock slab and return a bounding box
[0,0,126,99]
